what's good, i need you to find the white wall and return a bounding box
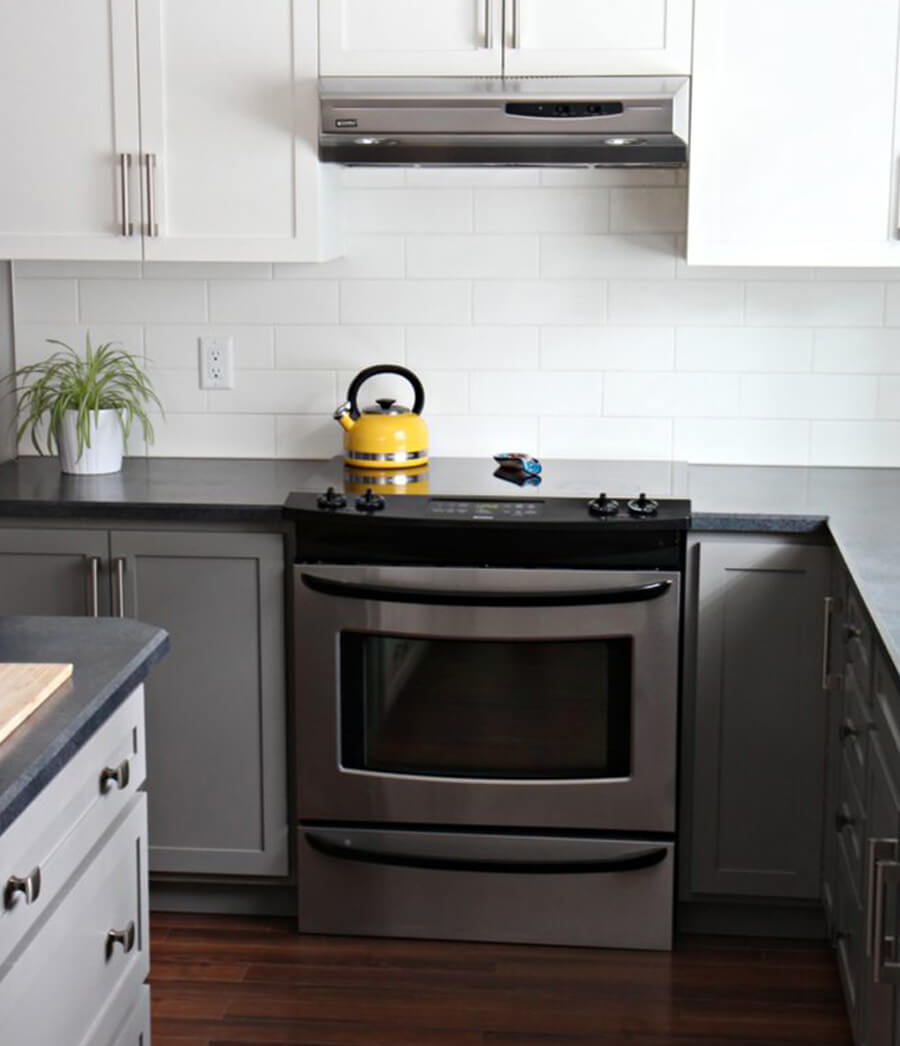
[12,167,900,466]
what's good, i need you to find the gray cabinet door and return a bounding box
[0,527,109,616]
[110,529,288,876]
[687,536,830,898]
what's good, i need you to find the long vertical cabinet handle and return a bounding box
[86,556,101,617]
[510,0,521,48]
[821,596,837,690]
[873,849,900,983]
[868,839,894,957]
[112,557,126,618]
[144,154,159,237]
[482,0,493,48]
[118,154,134,237]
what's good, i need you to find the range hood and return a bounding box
[319,76,689,168]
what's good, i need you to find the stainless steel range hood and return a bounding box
[319,76,689,167]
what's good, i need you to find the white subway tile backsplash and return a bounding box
[814,329,900,373]
[343,189,473,233]
[341,281,471,325]
[474,280,606,325]
[80,280,206,324]
[746,282,885,327]
[739,374,878,419]
[11,181,900,467]
[605,372,739,418]
[811,421,900,466]
[676,328,814,373]
[273,236,405,280]
[474,189,610,234]
[276,326,404,370]
[540,235,676,279]
[539,416,672,460]
[470,371,604,417]
[674,419,811,466]
[610,189,687,234]
[407,327,538,371]
[608,281,743,326]
[209,281,338,324]
[149,413,276,458]
[540,327,674,371]
[15,279,78,323]
[407,235,539,278]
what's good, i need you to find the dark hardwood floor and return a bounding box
[149,913,852,1046]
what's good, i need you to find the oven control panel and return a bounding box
[428,499,543,520]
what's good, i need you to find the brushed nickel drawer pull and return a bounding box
[105,920,136,961]
[86,555,101,617]
[100,759,130,794]
[112,557,126,618]
[118,153,133,237]
[4,866,41,909]
[144,154,159,237]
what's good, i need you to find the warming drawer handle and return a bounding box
[304,832,668,875]
[300,573,673,608]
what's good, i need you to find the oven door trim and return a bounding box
[294,564,680,834]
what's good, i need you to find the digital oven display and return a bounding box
[427,498,544,520]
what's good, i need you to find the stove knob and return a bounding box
[588,492,619,517]
[628,492,659,517]
[356,488,386,513]
[317,486,347,510]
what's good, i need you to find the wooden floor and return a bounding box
[150,913,852,1046]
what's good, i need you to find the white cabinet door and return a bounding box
[138,0,338,262]
[0,1,141,261]
[503,0,693,76]
[688,0,900,267]
[319,0,503,75]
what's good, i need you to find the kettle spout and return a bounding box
[333,402,355,432]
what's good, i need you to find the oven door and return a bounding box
[294,564,679,833]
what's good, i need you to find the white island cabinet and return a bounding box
[0,0,338,263]
[688,0,900,267]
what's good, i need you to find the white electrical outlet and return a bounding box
[199,336,234,390]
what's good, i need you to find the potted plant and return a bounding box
[6,334,162,475]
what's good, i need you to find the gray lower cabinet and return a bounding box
[0,522,288,879]
[683,534,830,900]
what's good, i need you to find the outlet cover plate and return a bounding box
[199,336,234,390]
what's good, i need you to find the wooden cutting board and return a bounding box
[0,663,73,745]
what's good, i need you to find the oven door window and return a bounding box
[340,633,631,780]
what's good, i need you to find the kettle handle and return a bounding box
[346,365,425,418]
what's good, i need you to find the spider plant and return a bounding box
[7,334,162,458]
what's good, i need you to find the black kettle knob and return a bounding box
[356,488,386,513]
[588,492,619,517]
[317,486,347,510]
[375,398,396,411]
[627,492,659,517]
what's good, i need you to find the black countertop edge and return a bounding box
[0,500,285,524]
[690,512,830,534]
[0,624,169,837]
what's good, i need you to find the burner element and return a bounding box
[588,492,620,518]
[628,493,659,517]
[356,488,386,513]
[317,486,347,511]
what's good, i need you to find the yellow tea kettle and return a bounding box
[334,364,428,469]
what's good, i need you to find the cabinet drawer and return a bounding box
[841,661,871,814]
[836,746,867,902]
[101,985,150,1046]
[846,584,874,693]
[0,687,145,967]
[0,794,148,1046]
[835,833,865,1041]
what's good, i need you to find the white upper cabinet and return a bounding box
[318,0,692,77]
[688,0,900,267]
[0,0,338,263]
[503,0,693,76]
[0,1,141,261]
[319,0,503,75]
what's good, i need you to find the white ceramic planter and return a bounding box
[57,409,124,475]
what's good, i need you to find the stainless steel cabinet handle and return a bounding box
[86,555,101,617]
[867,839,895,957]
[99,759,130,794]
[873,859,900,982]
[840,718,860,743]
[4,867,41,910]
[105,920,135,961]
[482,0,493,48]
[822,596,837,690]
[112,557,126,618]
[511,0,521,47]
[118,154,133,237]
[144,153,159,237]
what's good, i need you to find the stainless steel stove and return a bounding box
[286,460,690,950]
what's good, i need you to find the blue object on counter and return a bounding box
[493,453,542,475]
[493,465,542,487]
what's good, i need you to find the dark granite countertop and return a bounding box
[0,616,168,836]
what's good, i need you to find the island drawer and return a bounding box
[0,794,148,1046]
[103,985,150,1046]
[845,582,874,694]
[872,649,900,783]
[840,660,870,812]
[0,686,145,968]
[836,743,867,900]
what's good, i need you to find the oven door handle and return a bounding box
[304,831,669,875]
[299,573,672,608]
